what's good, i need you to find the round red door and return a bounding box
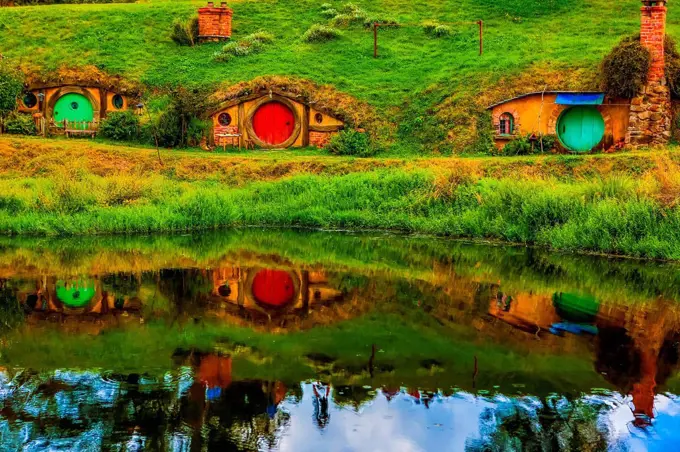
[252,101,296,146]
[251,269,296,307]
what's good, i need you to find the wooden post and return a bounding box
[373,22,379,58]
[478,20,483,56]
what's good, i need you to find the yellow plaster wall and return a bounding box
[310,107,344,127]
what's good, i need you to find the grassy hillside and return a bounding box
[0,0,676,151]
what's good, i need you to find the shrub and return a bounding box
[424,22,451,38]
[502,134,559,155]
[303,24,342,43]
[3,112,36,135]
[601,36,651,98]
[665,36,680,99]
[153,109,183,148]
[320,7,338,18]
[171,17,199,47]
[0,62,23,119]
[213,31,274,61]
[325,129,378,157]
[99,110,140,141]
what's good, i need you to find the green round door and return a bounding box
[557,106,605,152]
[53,93,94,124]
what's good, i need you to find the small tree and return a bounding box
[0,62,24,132]
[600,36,651,98]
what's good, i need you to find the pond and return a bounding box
[1,229,680,451]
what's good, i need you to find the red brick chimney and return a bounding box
[198,2,233,43]
[627,0,671,147]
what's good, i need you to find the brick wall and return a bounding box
[640,3,667,82]
[198,2,233,42]
[310,131,335,148]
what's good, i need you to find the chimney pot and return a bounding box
[207,2,214,7]
[220,2,227,7]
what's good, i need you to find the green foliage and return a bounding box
[0,62,23,119]
[423,22,451,38]
[170,17,199,47]
[665,36,680,99]
[99,110,140,141]
[148,86,211,148]
[303,24,342,43]
[213,31,274,62]
[601,36,651,98]
[502,134,558,155]
[2,112,36,135]
[1,0,133,4]
[325,129,377,157]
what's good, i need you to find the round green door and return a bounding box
[53,93,94,125]
[557,106,605,152]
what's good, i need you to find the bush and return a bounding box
[99,111,140,141]
[171,17,199,47]
[303,24,342,43]
[325,129,378,157]
[502,134,559,155]
[601,36,651,98]
[3,112,36,135]
[153,109,183,148]
[0,63,23,119]
[213,31,274,61]
[424,22,451,38]
[665,37,680,99]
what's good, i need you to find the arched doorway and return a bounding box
[557,106,605,152]
[53,93,94,124]
[252,101,296,146]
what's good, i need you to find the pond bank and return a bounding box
[1,138,680,260]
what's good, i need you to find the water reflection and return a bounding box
[0,229,680,450]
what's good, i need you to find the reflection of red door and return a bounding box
[252,269,296,307]
[252,102,296,146]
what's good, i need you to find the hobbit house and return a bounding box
[18,82,136,135]
[489,0,674,152]
[210,88,345,149]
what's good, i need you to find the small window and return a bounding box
[499,113,514,135]
[314,112,323,124]
[218,112,232,126]
[22,92,38,109]
[112,94,124,109]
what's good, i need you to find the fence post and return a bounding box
[478,20,483,56]
[373,22,379,58]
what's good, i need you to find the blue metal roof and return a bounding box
[555,93,605,105]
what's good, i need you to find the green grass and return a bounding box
[0,0,676,151]
[1,167,680,259]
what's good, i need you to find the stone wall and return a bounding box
[198,2,233,43]
[627,1,671,147]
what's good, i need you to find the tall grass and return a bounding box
[1,168,679,259]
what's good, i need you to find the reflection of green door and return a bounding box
[56,279,97,309]
[53,93,94,125]
[557,106,605,152]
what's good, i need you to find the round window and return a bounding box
[314,113,323,124]
[22,93,38,109]
[218,112,232,126]
[112,94,124,110]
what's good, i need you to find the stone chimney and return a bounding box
[198,2,233,43]
[627,0,671,147]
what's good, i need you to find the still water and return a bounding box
[1,229,680,451]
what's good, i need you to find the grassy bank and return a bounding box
[1,139,680,259]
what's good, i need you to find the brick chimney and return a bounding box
[198,2,233,43]
[627,0,671,147]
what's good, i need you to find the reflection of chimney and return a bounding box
[198,1,233,43]
[627,0,671,147]
[631,348,657,427]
